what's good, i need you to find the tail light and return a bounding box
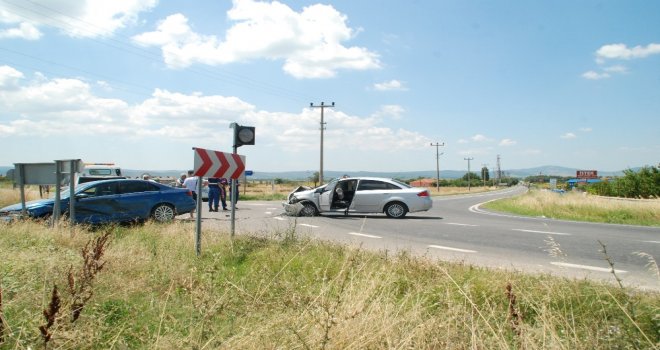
[417,190,430,197]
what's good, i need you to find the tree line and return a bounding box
[586,166,659,199]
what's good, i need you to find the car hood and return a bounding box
[0,198,56,212]
[287,185,325,202]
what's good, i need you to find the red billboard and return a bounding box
[576,170,598,179]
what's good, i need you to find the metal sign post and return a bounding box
[191,146,247,256]
[195,177,203,256]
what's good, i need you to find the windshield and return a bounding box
[324,178,339,190]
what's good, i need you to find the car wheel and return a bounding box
[152,204,175,222]
[300,202,318,217]
[384,202,407,218]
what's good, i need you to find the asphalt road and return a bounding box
[189,186,660,291]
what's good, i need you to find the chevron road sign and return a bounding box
[192,147,246,179]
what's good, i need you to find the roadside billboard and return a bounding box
[576,170,598,179]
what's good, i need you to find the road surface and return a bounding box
[186,186,660,291]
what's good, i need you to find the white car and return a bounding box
[283,177,432,218]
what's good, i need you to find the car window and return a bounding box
[79,182,118,197]
[357,180,401,191]
[119,181,159,194]
[88,169,112,176]
[391,179,412,188]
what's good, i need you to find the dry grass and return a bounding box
[0,220,657,349]
[485,189,660,226]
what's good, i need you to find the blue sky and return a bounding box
[0,0,658,174]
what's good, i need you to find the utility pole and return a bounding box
[464,157,474,191]
[496,154,502,186]
[481,163,489,187]
[310,102,334,184]
[430,142,444,193]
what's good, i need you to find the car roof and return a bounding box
[78,178,165,188]
[337,177,395,181]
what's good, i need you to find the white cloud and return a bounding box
[0,22,42,40]
[0,65,24,89]
[596,43,660,60]
[471,134,491,142]
[0,0,157,38]
[132,0,381,78]
[0,66,428,153]
[579,127,592,132]
[582,70,610,80]
[373,104,405,120]
[603,65,628,73]
[499,138,516,146]
[373,79,407,91]
[560,132,576,139]
[585,42,658,80]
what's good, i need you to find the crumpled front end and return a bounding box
[282,201,304,216]
[282,186,313,216]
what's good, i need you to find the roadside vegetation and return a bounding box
[1,220,658,349]
[483,189,660,226]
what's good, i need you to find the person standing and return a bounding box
[175,173,187,187]
[219,178,228,210]
[182,170,198,219]
[207,177,221,212]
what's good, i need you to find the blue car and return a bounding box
[0,179,196,224]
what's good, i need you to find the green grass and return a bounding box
[484,189,660,226]
[0,220,658,349]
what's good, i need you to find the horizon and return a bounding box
[0,1,658,172]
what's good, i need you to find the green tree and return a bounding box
[308,171,320,186]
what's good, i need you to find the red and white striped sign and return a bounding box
[193,147,245,179]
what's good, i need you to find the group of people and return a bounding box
[175,170,239,218]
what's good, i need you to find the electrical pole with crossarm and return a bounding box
[430,142,444,193]
[310,102,334,184]
[464,157,474,191]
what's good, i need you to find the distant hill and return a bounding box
[0,165,631,181]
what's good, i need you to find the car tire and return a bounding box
[299,202,318,217]
[384,202,408,218]
[152,204,175,222]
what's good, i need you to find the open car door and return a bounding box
[318,179,339,212]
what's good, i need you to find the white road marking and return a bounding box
[643,241,660,244]
[512,229,572,236]
[428,245,477,253]
[551,262,627,273]
[299,224,319,228]
[445,222,479,227]
[265,211,272,215]
[347,232,382,239]
[273,217,286,221]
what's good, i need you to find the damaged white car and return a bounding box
[283,177,433,218]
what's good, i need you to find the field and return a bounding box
[1,221,658,349]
